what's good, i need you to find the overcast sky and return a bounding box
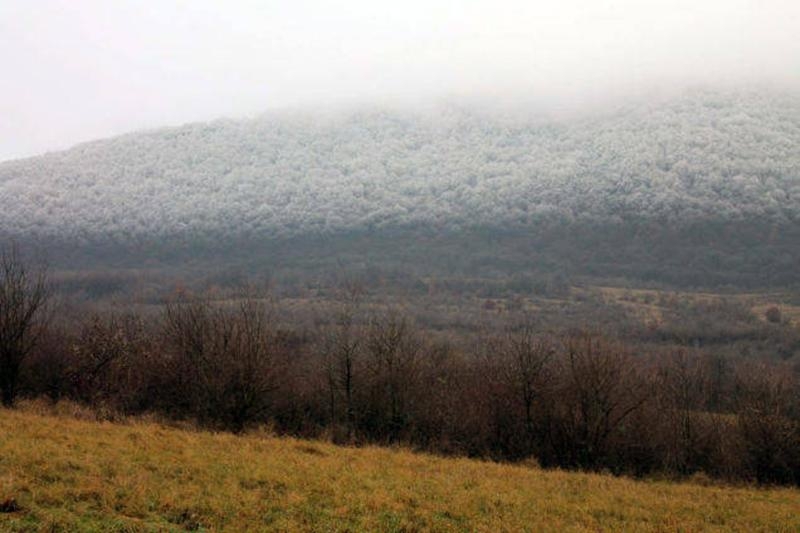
[1,0,798,161]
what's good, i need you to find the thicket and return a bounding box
[9,310,800,485]
[3,246,799,486]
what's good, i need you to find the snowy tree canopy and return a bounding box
[1,89,798,245]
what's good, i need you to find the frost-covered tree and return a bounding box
[0,88,798,244]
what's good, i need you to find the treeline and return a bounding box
[26,219,800,294]
[2,273,799,487]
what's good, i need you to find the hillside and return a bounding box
[1,406,799,532]
[2,88,799,241]
[2,88,799,286]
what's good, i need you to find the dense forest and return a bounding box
[2,88,799,287]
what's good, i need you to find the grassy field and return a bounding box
[0,406,799,532]
[592,285,800,324]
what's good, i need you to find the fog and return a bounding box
[1,0,798,161]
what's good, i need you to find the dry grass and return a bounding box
[751,303,800,325]
[594,285,800,327]
[0,406,799,532]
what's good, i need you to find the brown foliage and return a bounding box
[8,286,800,486]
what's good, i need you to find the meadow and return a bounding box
[1,404,799,532]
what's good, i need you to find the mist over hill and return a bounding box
[2,88,799,286]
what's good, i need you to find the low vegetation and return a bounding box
[1,405,799,532]
[1,244,798,487]
[2,244,800,529]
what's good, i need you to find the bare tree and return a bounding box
[555,333,648,469]
[495,321,554,453]
[163,295,283,432]
[735,362,799,484]
[70,312,151,409]
[366,310,422,441]
[656,349,708,474]
[321,283,363,440]
[222,298,284,433]
[0,244,49,407]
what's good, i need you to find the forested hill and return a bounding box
[1,88,799,286]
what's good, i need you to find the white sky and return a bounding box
[1,0,799,161]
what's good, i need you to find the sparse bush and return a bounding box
[6,279,800,486]
[363,311,422,441]
[549,334,649,470]
[162,296,286,432]
[765,306,782,324]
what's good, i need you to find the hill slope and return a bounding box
[1,406,799,532]
[2,89,799,242]
[2,88,799,286]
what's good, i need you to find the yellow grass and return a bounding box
[752,303,800,325]
[593,285,800,327]
[1,407,799,532]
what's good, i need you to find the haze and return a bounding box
[1,0,798,161]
